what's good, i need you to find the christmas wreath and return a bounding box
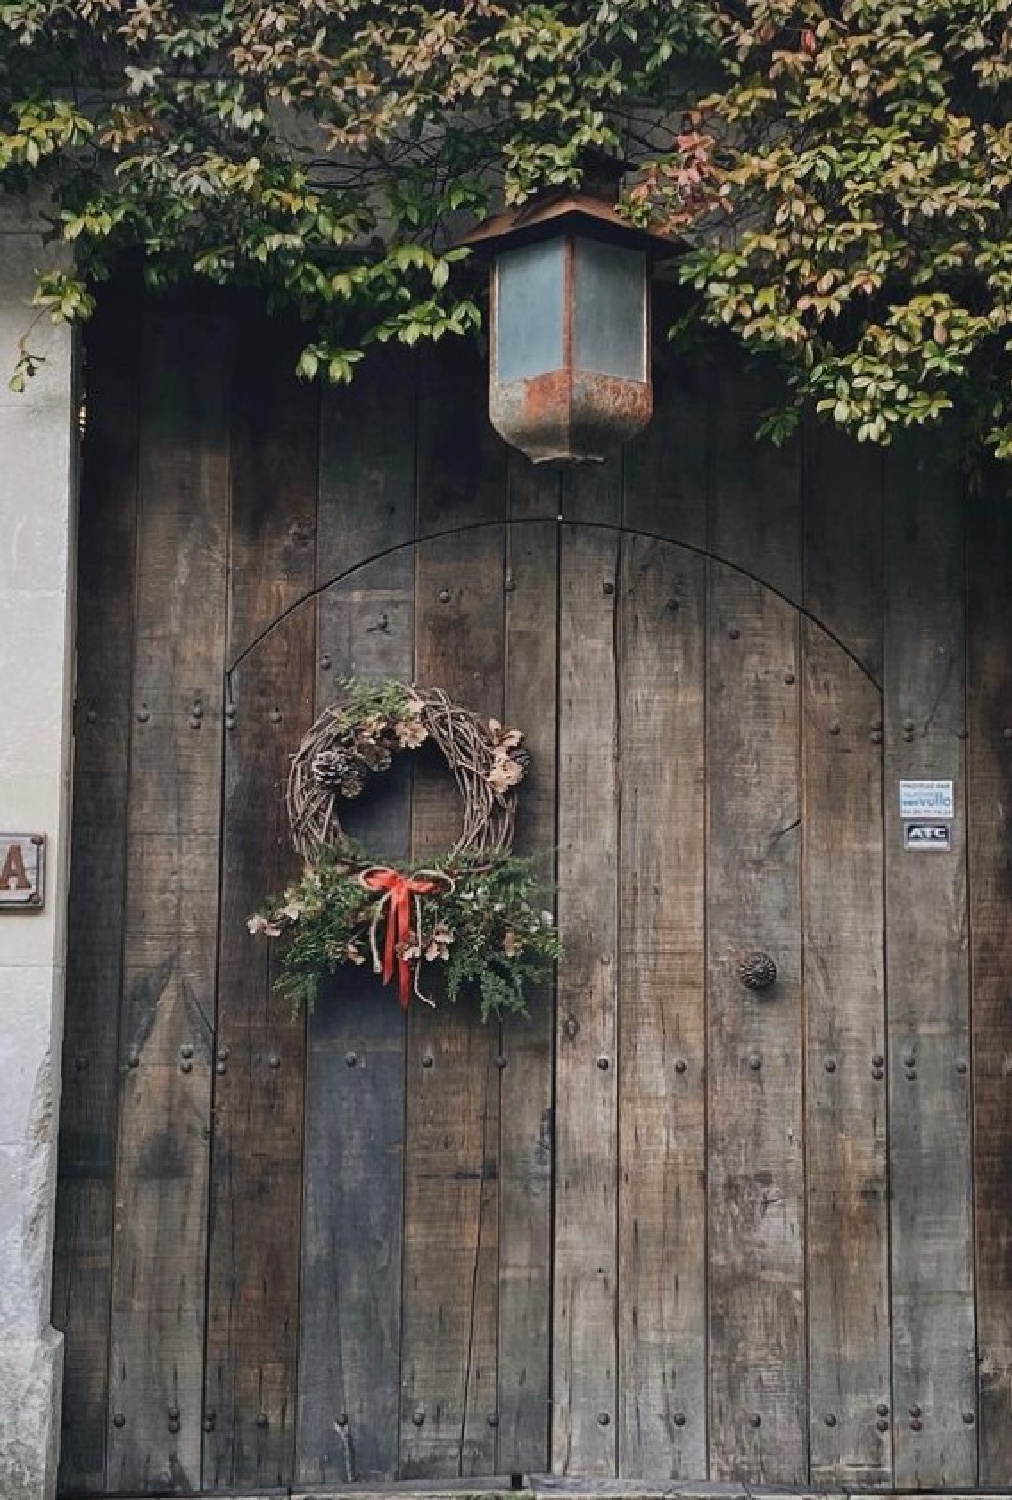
[248,679,560,1019]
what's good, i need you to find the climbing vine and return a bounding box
[3,1,1012,455]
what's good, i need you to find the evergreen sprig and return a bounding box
[250,849,561,1022]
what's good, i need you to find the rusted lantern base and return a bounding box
[490,368,654,464]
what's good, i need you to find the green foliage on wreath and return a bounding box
[325,677,415,733]
[249,846,561,1022]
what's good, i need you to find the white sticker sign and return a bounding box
[899,780,954,820]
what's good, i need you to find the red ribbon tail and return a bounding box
[381,900,397,988]
[363,869,444,1011]
[393,884,413,1008]
[398,958,412,1009]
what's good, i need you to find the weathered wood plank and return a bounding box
[297,349,417,1485]
[802,423,884,683]
[415,342,507,537]
[398,485,507,1477]
[883,432,975,1487]
[106,300,231,1494]
[706,561,805,1484]
[617,536,707,1478]
[802,620,890,1486]
[203,317,316,1490]
[316,345,418,581]
[968,466,1012,1482]
[560,461,623,528]
[709,359,802,604]
[498,501,558,1476]
[553,524,620,1477]
[508,449,560,523]
[623,345,710,552]
[53,287,142,1495]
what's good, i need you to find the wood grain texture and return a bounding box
[617,536,707,1479]
[203,318,316,1490]
[398,492,507,1471]
[622,347,710,552]
[966,467,1012,1482]
[507,449,560,523]
[883,433,975,1487]
[706,562,805,1484]
[54,287,142,1495]
[802,620,890,1486]
[709,358,802,604]
[106,300,231,1494]
[415,342,507,537]
[552,524,620,1477]
[560,457,623,528]
[296,352,417,1485]
[802,422,884,684]
[497,503,558,1476]
[316,345,417,582]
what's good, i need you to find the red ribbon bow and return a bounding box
[361,867,443,1008]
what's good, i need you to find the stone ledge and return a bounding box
[0,1326,63,1500]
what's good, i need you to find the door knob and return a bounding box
[739,951,777,991]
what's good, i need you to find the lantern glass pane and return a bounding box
[495,239,565,382]
[573,237,647,380]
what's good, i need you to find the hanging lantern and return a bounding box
[460,184,674,464]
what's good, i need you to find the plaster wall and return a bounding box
[0,193,78,1500]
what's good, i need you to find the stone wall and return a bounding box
[0,193,78,1500]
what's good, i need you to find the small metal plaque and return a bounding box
[0,833,45,909]
[899,779,954,820]
[904,821,952,853]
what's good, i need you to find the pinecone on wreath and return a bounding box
[358,740,394,774]
[511,746,532,780]
[312,747,368,799]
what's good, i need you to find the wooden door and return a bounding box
[55,288,1005,1495]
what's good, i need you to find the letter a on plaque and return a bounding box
[0,834,45,909]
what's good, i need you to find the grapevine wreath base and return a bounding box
[249,679,560,1018]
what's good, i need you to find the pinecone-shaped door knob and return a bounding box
[739,950,777,992]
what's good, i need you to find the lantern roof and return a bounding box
[458,190,678,260]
